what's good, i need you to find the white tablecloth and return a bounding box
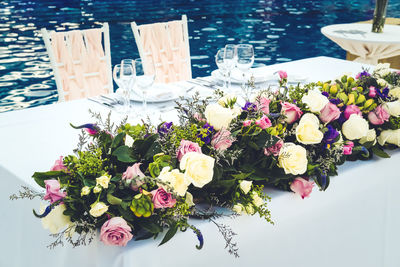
[1,56,399,267]
[321,23,400,65]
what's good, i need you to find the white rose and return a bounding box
[158,167,190,196]
[386,101,400,117]
[232,204,244,214]
[93,185,102,193]
[389,87,400,99]
[185,192,195,207]
[245,204,255,215]
[41,204,72,234]
[232,106,242,117]
[301,89,329,113]
[374,63,391,76]
[360,129,377,145]
[377,129,400,147]
[125,134,134,147]
[218,94,237,107]
[278,143,308,175]
[180,152,215,188]
[295,113,324,144]
[377,78,388,87]
[96,174,111,189]
[342,114,369,140]
[81,186,90,196]
[204,103,235,130]
[252,192,264,207]
[89,202,108,217]
[239,180,252,194]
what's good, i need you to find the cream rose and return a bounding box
[204,103,236,130]
[342,114,369,140]
[377,78,388,87]
[158,167,190,196]
[378,129,400,147]
[41,203,72,234]
[360,129,377,145]
[180,152,215,188]
[185,192,195,207]
[252,192,264,207]
[386,101,400,117]
[374,63,391,77]
[125,134,134,147]
[81,186,90,196]
[389,87,400,99]
[96,174,111,189]
[301,89,329,113]
[217,94,237,107]
[232,204,244,214]
[278,143,308,175]
[89,202,109,217]
[239,180,252,194]
[295,113,324,144]
[93,185,102,193]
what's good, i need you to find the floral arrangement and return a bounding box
[11,63,400,257]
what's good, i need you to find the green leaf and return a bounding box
[107,193,122,205]
[371,146,390,158]
[112,146,136,163]
[32,171,68,188]
[111,132,126,148]
[111,174,122,182]
[159,223,178,246]
[232,172,254,180]
[138,220,163,234]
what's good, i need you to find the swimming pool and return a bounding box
[1,0,400,113]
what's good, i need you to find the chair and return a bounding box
[41,23,113,102]
[131,15,192,83]
[346,18,400,69]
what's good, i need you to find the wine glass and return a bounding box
[121,59,136,111]
[113,64,133,114]
[135,58,155,117]
[224,44,236,91]
[236,44,254,97]
[215,48,228,90]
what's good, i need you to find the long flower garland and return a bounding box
[11,63,400,256]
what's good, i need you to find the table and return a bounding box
[321,23,400,65]
[1,56,399,267]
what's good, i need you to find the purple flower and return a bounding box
[329,98,342,105]
[70,123,100,135]
[377,87,389,100]
[356,71,371,79]
[323,125,339,145]
[322,91,329,98]
[158,122,173,135]
[198,123,214,144]
[242,102,256,111]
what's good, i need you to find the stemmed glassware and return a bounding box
[135,58,155,117]
[113,62,135,115]
[236,44,254,97]
[223,44,236,91]
[215,48,228,90]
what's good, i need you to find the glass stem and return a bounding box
[142,91,147,114]
[228,70,232,90]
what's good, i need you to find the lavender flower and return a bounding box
[329,98,342,105]
[356,71,371,79]
[322,91,329,98]
[323,125,339,145]
[158,122,173,136]
[242,102,256,111]
[198,123,214,144]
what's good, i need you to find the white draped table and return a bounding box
[321,23,400,65]
[1,56,399,267]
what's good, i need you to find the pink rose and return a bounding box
[264,139,284,156]
[290,177,314,199]
[50,156,67,171]
[256,97,271,114]
[193,112,204,121]
[281,102,303,124]
[243,120,252,127]
[368,86,377,98]
[122,163,145,190]
[151,187,176,209]
[255,115,272,129]
[176,139,202,161]
[343,141,354,155]
[368,105,390,125]
[211,129,235,151]
[43,180,67,204]
[100,217,133,247]
[319,102,341,123]
[278,70,287,79]
[344,105,362,120]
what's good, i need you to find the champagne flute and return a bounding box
[113,63,135,114]
[135,58,155,117]
[215,48,228,90]
[224,44,236,91]
[236,44,254,98]
[121,59,136,111]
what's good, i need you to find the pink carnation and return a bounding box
[100,217,133,247]
[264,139,284,157]
[255,115,272,129]
[43,180,67,204]
[50,156,67,172]
[256,97,271,114]
[211,129,235,151]
[319,102,341,123]
[290,177,314,199]
[151,187,176,209]
[344,105,362,120]
[368,105,390,125]
[122,163,145,190]
[176,139,202,161]
[369,86,377,98]
[278,70,287,79]
[281,102,303,124]
[243,120,252,127]
[343,141,354,155]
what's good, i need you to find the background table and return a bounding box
[321,23,400,65]
[1,56,399,267]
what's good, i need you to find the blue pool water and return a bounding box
[1,0,400,113]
